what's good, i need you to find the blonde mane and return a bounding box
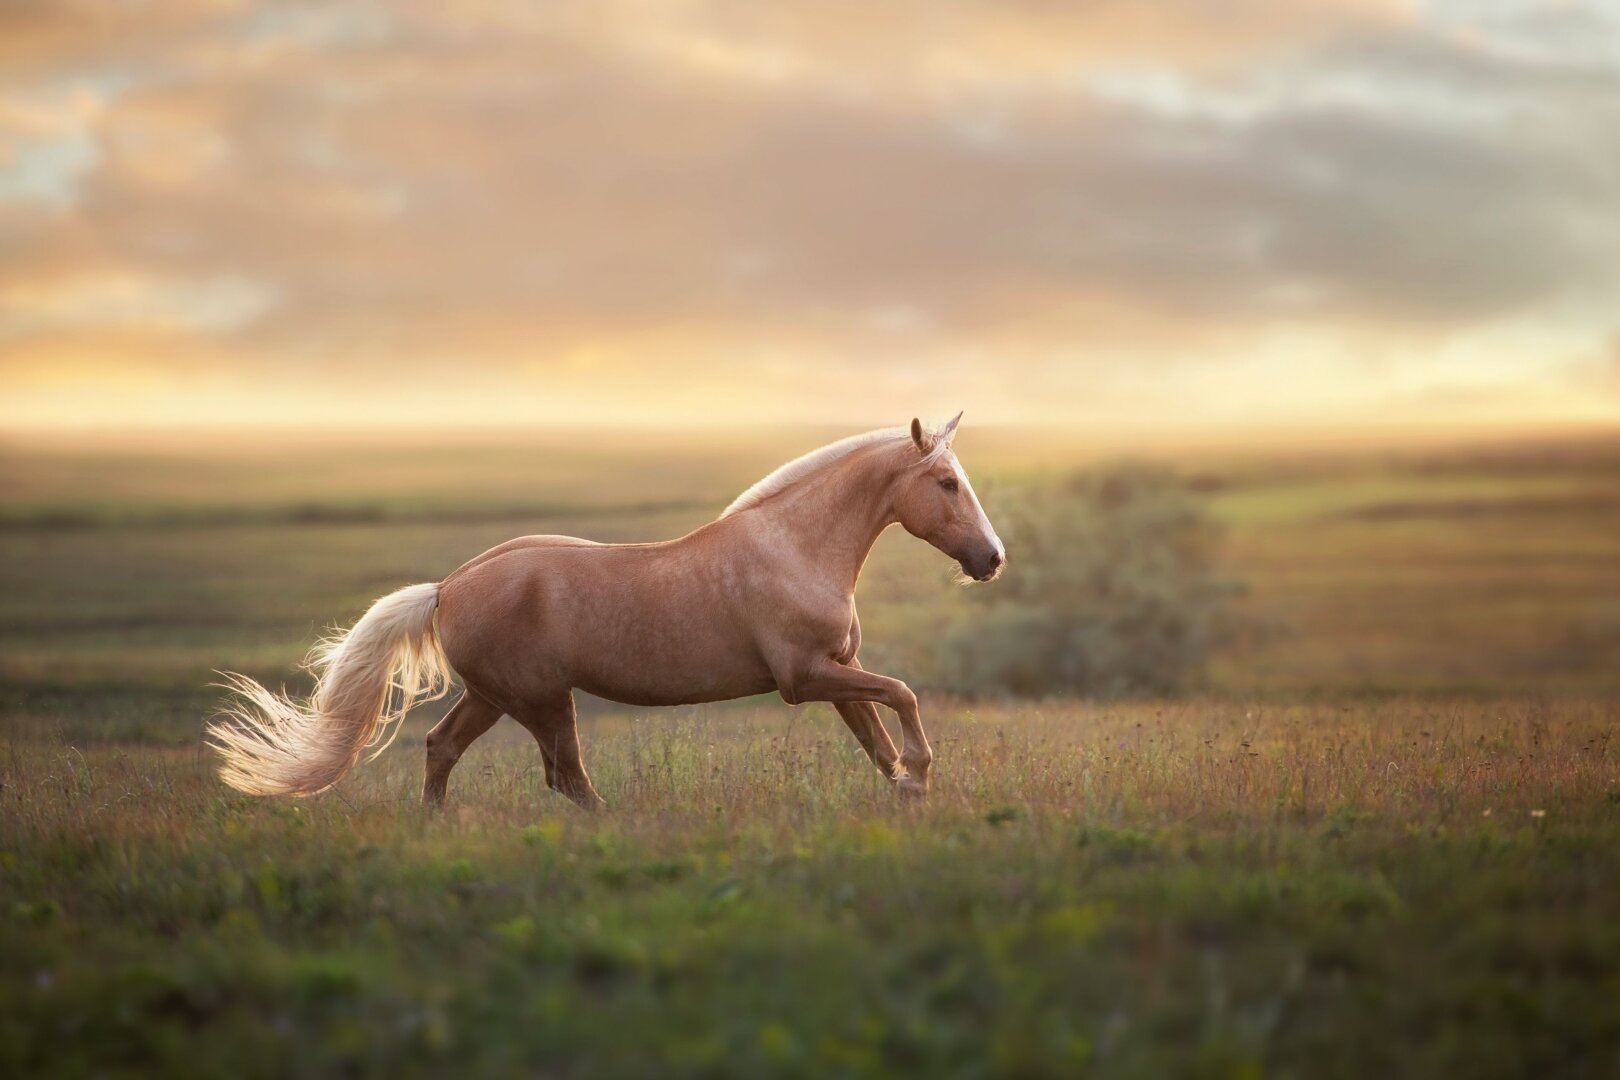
[720,425,950,519]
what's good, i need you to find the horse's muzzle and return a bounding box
[963,547,1005,583]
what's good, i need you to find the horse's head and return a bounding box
[893,412,1006,583]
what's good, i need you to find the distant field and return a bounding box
[1203,440,1620,698]
[2,428,1617,722]
[3,428,1619,1076]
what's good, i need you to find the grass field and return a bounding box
[3,428,1620,1076]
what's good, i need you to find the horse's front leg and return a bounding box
[785,658,932,797]
[836,700,901,782]
[833,659,901,782]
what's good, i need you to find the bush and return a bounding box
[937,462,1237,698]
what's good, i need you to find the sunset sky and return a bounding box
[2,0,1618,435]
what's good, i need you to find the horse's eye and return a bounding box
[939,476,959,494]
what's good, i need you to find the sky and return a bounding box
[2,0,1618,436]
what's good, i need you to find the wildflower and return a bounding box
[1530,809,1546,818]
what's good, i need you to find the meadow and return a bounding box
[3,428,1619,1077]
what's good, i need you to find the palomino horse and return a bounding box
[209,414,1005,808]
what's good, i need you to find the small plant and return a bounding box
[984,806,1024,827]
[937,462,1239,697]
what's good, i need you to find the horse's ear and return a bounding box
[910,417,929,452]
[939,410,963,445]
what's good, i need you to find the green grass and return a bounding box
[7,701,1620,1077]
[3,428,1620,1075]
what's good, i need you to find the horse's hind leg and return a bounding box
[422,690,503,807]
[512,692,605,811]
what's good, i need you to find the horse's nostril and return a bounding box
[989,550,1003,569]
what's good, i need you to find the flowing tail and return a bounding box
[208,583,451,796]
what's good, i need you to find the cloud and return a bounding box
[0,0,1617,428]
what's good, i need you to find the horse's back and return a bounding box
[443,533,603,583]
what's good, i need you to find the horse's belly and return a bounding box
[572,627,778,706]
[576,670,777,708]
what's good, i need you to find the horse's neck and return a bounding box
[757,446,898,592]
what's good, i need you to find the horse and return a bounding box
[208,413,1005,808]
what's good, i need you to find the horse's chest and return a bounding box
[766,590,855,654]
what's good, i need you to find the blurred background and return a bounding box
[3,0,1619,731]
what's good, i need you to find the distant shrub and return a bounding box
[937,462,1237,698]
